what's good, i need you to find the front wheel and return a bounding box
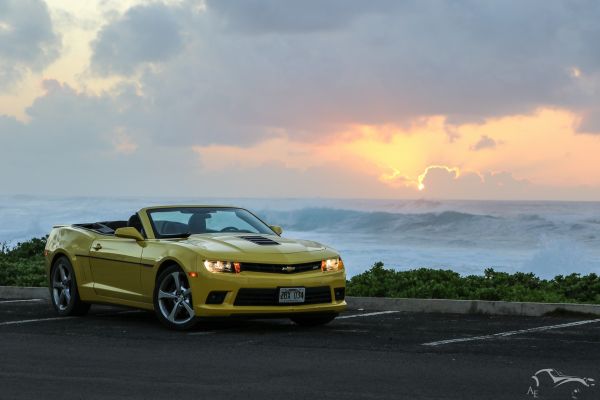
[50,256,90,316]
[291,313,337,327]
[153,265,198,330]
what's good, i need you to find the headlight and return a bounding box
[204,260,240,273]
[321,258,344,272]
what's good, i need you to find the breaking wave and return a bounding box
[1,195,599,277]
[258,207,599,250]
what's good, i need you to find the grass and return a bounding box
[2,238,600,305]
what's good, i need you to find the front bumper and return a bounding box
[189,270,346,317]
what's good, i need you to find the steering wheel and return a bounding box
[220,226,240,232]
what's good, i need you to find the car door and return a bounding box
[89,236,144,302]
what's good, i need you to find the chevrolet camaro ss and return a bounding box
[44,206,346,330]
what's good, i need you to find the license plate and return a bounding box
[278,287,305,304]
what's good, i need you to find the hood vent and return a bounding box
[240,235,280,246]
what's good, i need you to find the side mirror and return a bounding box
[269,225,283,235]
[115,227,145,241]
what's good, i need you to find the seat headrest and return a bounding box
[127,214,144,233]
[188,213,207,234]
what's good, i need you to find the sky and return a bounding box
[2,0,600,200]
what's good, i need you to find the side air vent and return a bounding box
[240,235,280,246]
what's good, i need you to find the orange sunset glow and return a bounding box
[2,1,600,200]
[191,107,600,199]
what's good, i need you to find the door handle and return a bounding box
[93,243,102,251]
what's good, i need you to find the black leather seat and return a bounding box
[161,221,188,234]
[128,214,145,236]
[188,213,207,234]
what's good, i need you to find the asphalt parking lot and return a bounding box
[1,299,599,400]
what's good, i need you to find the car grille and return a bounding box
[239,235,280,246]
[234,286,332,306]
[240,261,321,274]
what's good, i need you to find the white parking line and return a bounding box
[337,311,400,319]
[0,317,77,326]
[188,331,216,336]
[0,299,44,304]
[422,318,600,347]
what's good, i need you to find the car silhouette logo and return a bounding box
[282,266,296,272]
[528,368,596,399]
[531,369,595,389]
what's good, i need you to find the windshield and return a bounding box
[147,207,274,238]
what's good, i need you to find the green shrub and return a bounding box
[0,237,47,287]
[347,262,600,304]
[0,258,47,287]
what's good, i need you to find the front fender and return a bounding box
[140,241,200,297]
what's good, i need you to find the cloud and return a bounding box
[189,160,398,199]
[90,3,183,76]
[576,107,600,134]
[418,166,530,199]
[206,0,402,34]
[416,164,600,200]
[13,0,600,150]
[5,1,600,199]
[25,80,124,147]
[471,135,497,151]
[3,85,600,200]
[6,0,600,144]
[0,82,389,197]
[108,0,600,147]
[0,114,24,135]
[0,79,198,196]
[0,0,61,88]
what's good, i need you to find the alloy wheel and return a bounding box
[157,271,195,325]
[52,261,72,311]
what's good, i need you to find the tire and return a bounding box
[290,313,337,327]
[50,256,90,316]
[153,265,198,330]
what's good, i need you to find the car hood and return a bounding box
[177,233,335,261]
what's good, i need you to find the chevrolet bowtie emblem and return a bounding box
[282,266,296,272]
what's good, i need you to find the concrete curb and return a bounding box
[347,296,600,317]
[0,286,49,300]
[2,286,600,317]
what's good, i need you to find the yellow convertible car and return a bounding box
[44,205,346,330]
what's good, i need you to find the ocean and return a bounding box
[1,195,599,278]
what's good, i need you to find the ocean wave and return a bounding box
[1,196,599,277]
[259,207,600,249]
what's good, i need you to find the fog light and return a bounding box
[206,291,228,305]
[334,287,345,301]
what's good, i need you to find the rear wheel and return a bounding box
[50,256,90,316]
[153,265,197,330]
[291,313,337,327]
